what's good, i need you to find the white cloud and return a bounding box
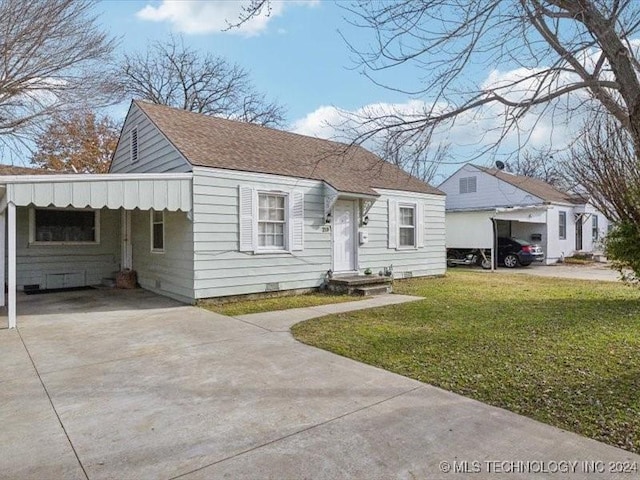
[137,0,318,36]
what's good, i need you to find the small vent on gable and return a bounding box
[130,127,139,163]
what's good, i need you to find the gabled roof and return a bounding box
[473,165,577,205]
[134,101,443,196]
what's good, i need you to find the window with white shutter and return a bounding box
[238,186,304,253]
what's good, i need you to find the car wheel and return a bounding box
[503,254,519,268]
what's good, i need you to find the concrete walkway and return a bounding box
[2,289,639,479]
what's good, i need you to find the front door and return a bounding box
[333,200,356,273]
[575,217,583,251]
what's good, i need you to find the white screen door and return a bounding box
[333,200,356,272]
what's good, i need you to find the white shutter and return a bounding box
[388,199,397,249]
[289,190,304,251]
[417,202,425,248]
[239,186,255,252]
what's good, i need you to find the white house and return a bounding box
[439,164,609,264]
[0,101,446,328]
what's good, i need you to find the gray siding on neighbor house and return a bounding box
[110,103,191,174]
[360,189,446,278]
[131,209,194,303]
[192,168,330,299]
[439,164,542,210]
[15,207,120,289]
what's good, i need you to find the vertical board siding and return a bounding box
[359,190,446,278]
[110,104,191,174]
[131,209,195,303]
[15,207,120,289]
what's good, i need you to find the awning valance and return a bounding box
[0,173,192,211]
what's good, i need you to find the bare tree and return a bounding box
[117,36,286,127]
[233,2,640,152]
[566,117,640,224]
[506,150,565,187]
[0,0,117,148]
[376,128,448,184]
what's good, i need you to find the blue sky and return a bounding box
[99,1,408,126]
[87,1,585,182]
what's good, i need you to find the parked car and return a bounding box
[497,237,544,267]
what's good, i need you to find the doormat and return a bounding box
[24,286,96,296]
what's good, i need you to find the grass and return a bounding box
[292,270,640,453]
[200,291,361,316]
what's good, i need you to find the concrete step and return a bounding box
[354,285,393,296]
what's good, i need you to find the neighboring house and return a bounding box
[0,101,446,328]
[439,163,609,264]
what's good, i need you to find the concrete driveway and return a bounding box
[2,289,639,479]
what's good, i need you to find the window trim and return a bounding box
[397,203,417,249]
[256,191,289,253]
[29,207,100,246]
[559,211,567,240]
[150,209,165,254]
[592,214,599,241]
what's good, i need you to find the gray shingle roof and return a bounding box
[136,101,443,196]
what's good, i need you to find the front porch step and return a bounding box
[328,275,393,295]
[354,285,393,296]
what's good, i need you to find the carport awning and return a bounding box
[0,173,192,211]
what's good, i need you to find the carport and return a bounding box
[0,172,192,329]
[446,205,550,267]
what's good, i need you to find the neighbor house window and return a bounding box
[30,209,99,244]
[151,210,164,253]
[459,176,477,194]
[559,211,567,239]
[130,127,139,163]
[592,215,599,241]
[398,205,416,247]
[258,193,286,249]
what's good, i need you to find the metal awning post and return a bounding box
[7,201,16,328]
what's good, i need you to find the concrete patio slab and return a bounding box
[2,288,639,480]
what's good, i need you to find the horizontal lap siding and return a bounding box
[131,210,194,303]
[110,104,190,174]
[15,207,120,289]
[359,190,446,277]
[192,169,330,299]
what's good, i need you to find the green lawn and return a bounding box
[200,292,361,316]
[291,271,640,453]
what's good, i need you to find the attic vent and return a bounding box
[459,176,477,194]
[130,127,139,163]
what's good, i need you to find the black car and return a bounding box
[497,237,544,268]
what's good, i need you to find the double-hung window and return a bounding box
[592,215,599,241]
[398,205,416,247]
[559,211,567,239]
[258,193,286,250]
[151,209,165,253]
